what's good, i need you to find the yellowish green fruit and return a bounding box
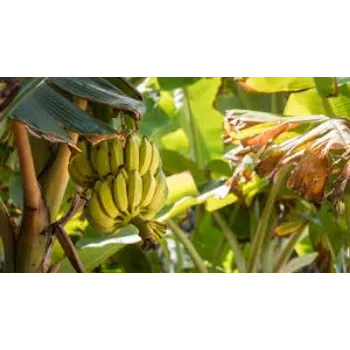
[125,134,140,171]
[110,138,124,175]
[127,169,142,213]
[95,142,111,178]
[139,136,153,176]
[149,143,161,175]
[113,172,129,213]
[141,171,156,207]
[98,177,122,218]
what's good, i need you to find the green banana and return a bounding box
[98,176,122,219]
[139,136,153,176]
[113,171,129,213]
[89,143,99,172]
[68,160,92,188]
[95,141,111,178]
[140,170,156,208]
[125,134,140,171]
[140,170,168,220]
[119,167,129,181]
[86,189,118,232]
[110,138,124,175]
[127,169,143,213]
[85,208,117,234]
[73,140,97,178]
[149,143,161,175]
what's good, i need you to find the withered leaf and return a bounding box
[256,146,285,177]
[287,151,328,203]
[242,123,297,152]
[273,219,306,237]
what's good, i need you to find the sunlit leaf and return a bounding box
[205,193,237,212]
[159,185,231,222]
[166,172,199,205]
[161,128,190,154]
[176,78,224,167]
[285,83,350,118]
[236,77,315,93]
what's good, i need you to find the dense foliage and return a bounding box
[1,77,350,273]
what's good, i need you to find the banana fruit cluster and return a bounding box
[68,134,168,250]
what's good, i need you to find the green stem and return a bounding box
[321,97,336,118]
[247,165,292,273]
[273,224,307,273]
[271,93,279,114]
[212,212,247,273]
[211,236,226,272]
[174,238,184,272]
[183,88,201,167]
[167,220,208,273]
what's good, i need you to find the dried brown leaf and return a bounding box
[242,123,296,151]
[256,146,286,177]
[287,151,328,203]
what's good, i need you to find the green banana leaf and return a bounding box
[0,78,47,121]
[176,77,224,167]
[13,83,116,142]
[284,83,350,118]
[237,77,316,93]
[51,77,145,118]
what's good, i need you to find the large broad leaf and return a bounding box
[158,184,234,222]
[0,78,47,121]
[51,77,145,118]
[284,89,326,115]
[176,78,224,167]
[166,172,199,205]
[236,77,316,93]
[58,225,140,273]
[216,79,287,114]
[12,83,116,143]
[285,83,350,118]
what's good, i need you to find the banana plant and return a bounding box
[0,77,145,272]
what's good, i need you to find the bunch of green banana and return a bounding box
[85,166,168,243]
[70,133,168,248]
